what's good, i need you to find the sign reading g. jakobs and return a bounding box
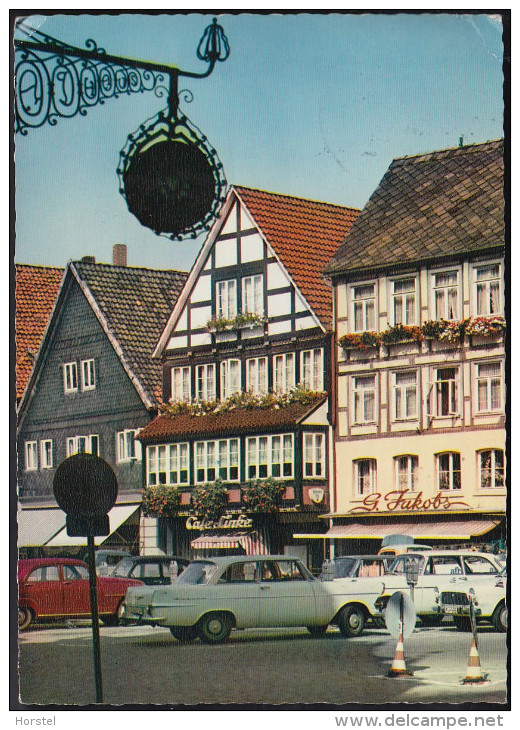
[348,489,471,514]
[186,514,254,530]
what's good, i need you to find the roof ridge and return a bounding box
[73,261,188,276]
[391,138,503,167]
[233,184,360,213]
[15,263,64,272]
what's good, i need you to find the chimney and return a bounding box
[113,243,128,267]
[81,255,96,264]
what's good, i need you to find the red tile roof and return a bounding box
[138,397,327,442]
[15,264,64,399]
[233,187,359,329]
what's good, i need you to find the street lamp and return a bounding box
[14,16,230,240]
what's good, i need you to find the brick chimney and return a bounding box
[113,243,128,267]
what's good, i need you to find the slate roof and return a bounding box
[325,140,504,277]
[15,264,64,400]
[233,186,359,329]
[71,262,188,405]
[137,396,327,443]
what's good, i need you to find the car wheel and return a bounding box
[420,615,444,627]
[198,612,232,644]
[453,616,472,632]
[306,625,328,637]
[492,602,507,633]
[100,601,125,627]
[337,605,366,638]
[18,607,33,631]
[169,625,198,643]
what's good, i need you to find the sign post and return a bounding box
[53,453,118,704]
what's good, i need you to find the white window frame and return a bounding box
[351,282,377,332]
[66,434,99,457]
[195,439,239,483]
[216,278,237,319]
[146,443,190,486]
[430,269,460,320]
[303,432,325,479]
[472,261,502,316]
[392,370,418,421]
[390,276,417,326]
[300,348,324,391]
[354,458,377,496]
[25,441,38,471]
[353,375,377,424]
[246,434,294,479]
[63,362,78,394]
[430,366,460,417]
[246,357,268,395]
[394,454,418,492]
[220,359,241,399]
[80,358,96,391]
[436,452,462,491]
[116,429,142,463]
[273,352,295,393]
[475,361,503,413]
[241,274,264,316]
[40,439,53,469]
[477,449,505,489]
[171,366,191,402]
[195,363,216,401]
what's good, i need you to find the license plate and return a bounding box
[443,605,457,614]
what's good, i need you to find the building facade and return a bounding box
[319,140,506,556]
[137,186,358,571]
[17,253,187,555]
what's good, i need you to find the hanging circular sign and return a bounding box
[118,110,227,241]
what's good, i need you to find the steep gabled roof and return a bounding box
[70,262,188,405]
[15,264,64,400]
[325,139,504,277]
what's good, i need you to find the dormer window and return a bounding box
[216,279,237,319]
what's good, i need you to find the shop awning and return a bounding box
[191,529,269,555]
[294,519,501,541]
[44,505,139,547]
[17,508,66,547]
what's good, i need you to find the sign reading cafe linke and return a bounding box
[186,514,254,530]
[349,490,470,514]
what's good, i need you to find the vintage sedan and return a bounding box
[322,555,393,579]
[440,568,507,632]
[374,550,503,625]
[111,555,190,585]
[123,555,387,643]
[18,557,143,630]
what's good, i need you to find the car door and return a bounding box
[256,559,318,627]
[21,565,64,617]
[460,554,500,592]
[61,564,91,615]
[208,560,261,628]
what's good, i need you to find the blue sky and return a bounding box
[14,11,504,273]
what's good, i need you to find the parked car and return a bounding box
[84,549,131,575]
[18,557,143,630]
[110,555,190,585]
[123,555,388,643]
[376,534,433,557]
[374,550,503,626]
[440,568,507,632]
[321,555,393,579]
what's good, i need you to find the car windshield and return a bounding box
[111,557,134,577]
[332,558,356,578]
[175,561,219,585]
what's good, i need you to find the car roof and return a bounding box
[335,555,388,560]
[123,555,189,563]
[395,550,499,559]
[190,555,300,566]
[18,557,87,578]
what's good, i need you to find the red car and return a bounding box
[18,557,142,631]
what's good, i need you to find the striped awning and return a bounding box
[294,519,501,541]
[17,508,66,547]
[191,529,269,555]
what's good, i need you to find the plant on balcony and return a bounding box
[463,315,506,337]
[242,478,287,513]
[141,485,182,519]
[339,331,380,351]
[380,323,423,345]
[191,479,229,519]
[421,319,464,343]
[206,312,267,333]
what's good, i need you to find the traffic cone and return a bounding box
[388,620,413,677]
[461,636,488,684]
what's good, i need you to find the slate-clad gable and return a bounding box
[326,140,504,276]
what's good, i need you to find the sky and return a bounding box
[13,11,505,273]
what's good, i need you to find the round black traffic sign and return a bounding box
[53,453,118,517]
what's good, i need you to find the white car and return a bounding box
[373,550,503,626]
[123,555,386,643]
[440,569,507,632]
